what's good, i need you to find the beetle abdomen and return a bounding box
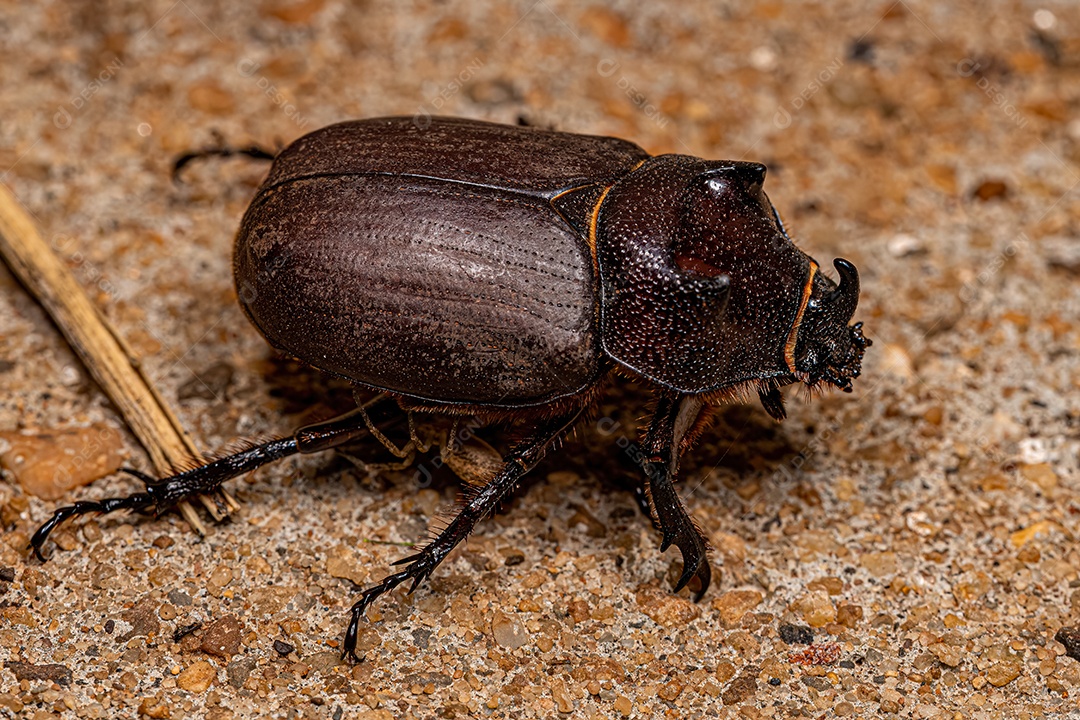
[236,174,602,406]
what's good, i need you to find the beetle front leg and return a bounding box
[641,391,712,601]
[342,405,585,662]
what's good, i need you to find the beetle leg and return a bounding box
[613,471,660,529]
[30,396,402,560]
[357,402,414,459]
[641,391,712,601]
[342,405,585,663]
[441,431,503,488]
[337,448,416,474]
[634,480,660,528]
[407,412,433,454]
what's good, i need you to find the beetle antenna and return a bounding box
[172,144,278,184]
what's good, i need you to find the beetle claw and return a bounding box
[673,547,712,602]
[660,532,676,552]
[645,459,714,601]
[29,492,157,562]
[666,524,713,601]
[341,550,443,661]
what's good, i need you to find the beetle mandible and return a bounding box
[32,116,870,662]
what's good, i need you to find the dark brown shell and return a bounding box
[235,117,649,407]
[235,116,822,406]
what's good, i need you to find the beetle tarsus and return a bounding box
[30,403,399,560]
[30,492,156,561]
[341,406,585,662]
[30,438,302,559]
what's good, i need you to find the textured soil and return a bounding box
[1,1,1079,718]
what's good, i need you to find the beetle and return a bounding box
[31,116,869,662]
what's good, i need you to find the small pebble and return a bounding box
[722,671,757,705]
[636,588,701,627]
[879,689,904,713]
[167,589,193,607]
[789,590,836,628]
[789,643,841,666]
[971,179,1008,201]
[715,661,736,684]
[887,233,924,257]
[713,589,763,625]
[491,612,528,649]
[861,551,899,578]
[779,623,814,645]
[201,615,243,658]
[657,679,683,701]
[549,678,574,712]
[928,642,963,667]
[137,698,170,719]
[206,565,233,596]
[567,598,591,624]
[835,603,863,629]
[226,658,257,689]
[0,425,125,500]
[986,662,1021,687]
[1055,627,1080,661]
[152,535,174,549]
[176,661,215,693]
[1020,463,1059,492]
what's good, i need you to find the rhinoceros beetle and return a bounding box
[32,116,869,662]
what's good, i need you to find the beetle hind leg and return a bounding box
[341,405,585,663]
[30,397,403,560]
[29,437,301,560]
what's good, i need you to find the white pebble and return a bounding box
[887,233,924,257]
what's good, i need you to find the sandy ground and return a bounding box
[1,1,1080,718]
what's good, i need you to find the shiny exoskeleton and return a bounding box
[32,117,870,662]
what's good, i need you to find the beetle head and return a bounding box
[790,258,871,393]
[595,154,869,399]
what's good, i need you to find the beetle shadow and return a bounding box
[253,355,813,530]
[258,353,359,420]
[567,379,810,522]
[255,353,478,497]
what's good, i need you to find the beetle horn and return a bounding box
[827,258,860,321]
